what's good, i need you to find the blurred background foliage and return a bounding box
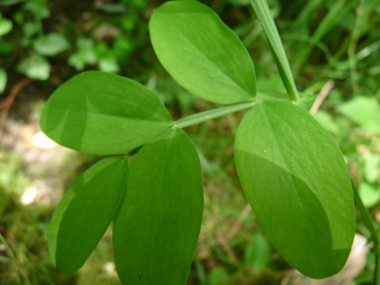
[0,0,380,284]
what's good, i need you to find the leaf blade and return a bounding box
[244,232,270,271]
[337,96,380,134]
[113,128,204,285]
[33,33,70,56]
[17,55,50,80]
[48,156,129,274]
[0,17,13,36]
[40,71,173,155]
[150,0,256,104]
[235,101,355,278]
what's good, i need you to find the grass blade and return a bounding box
[293,0,351,75]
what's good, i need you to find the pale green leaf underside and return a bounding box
[235,100,355,278]
[113,128,204,285]
[48,156,129,275]
[150,0,256,104]
[250,0,299,101]
[40,71,173,155]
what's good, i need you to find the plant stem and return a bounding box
[126,101,257,155]
[375,255,380,285]
[129,100,260,156]
[351,180,380,284]
[173,101,257,129]
[352,181,379,247]
[0,233,31,285]
[250,0,300,102]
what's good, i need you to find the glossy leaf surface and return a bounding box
[113,128,203,285]
[40,71,173,155]
[150,0,256,104]
[235,100,355,278]
[48,156,129,274]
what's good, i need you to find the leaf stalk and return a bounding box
[352,181,380,284]
[173,101,257,129]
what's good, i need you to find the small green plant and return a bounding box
[0,0,148,85]
[40,0,360,284]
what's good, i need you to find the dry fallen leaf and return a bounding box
[20,125,58,149]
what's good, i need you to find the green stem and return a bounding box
[352,181,379,247]
[375,256,380,285]
[125,101,257,157]
[0,233,31,285]
[352,181,380,284]
[173,101,257,129]
[249,0,300,102]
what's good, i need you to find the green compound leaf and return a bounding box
[150,0,256,104]
[250,0,299,101]
[113,128,203,285]
[235,100,355,279]
[48,156,129,275]
[40,71,173,155]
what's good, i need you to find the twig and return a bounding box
[214,229,238,262]
[0,78,34,140]
[309,80,334,114]
[227,203,252,242]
